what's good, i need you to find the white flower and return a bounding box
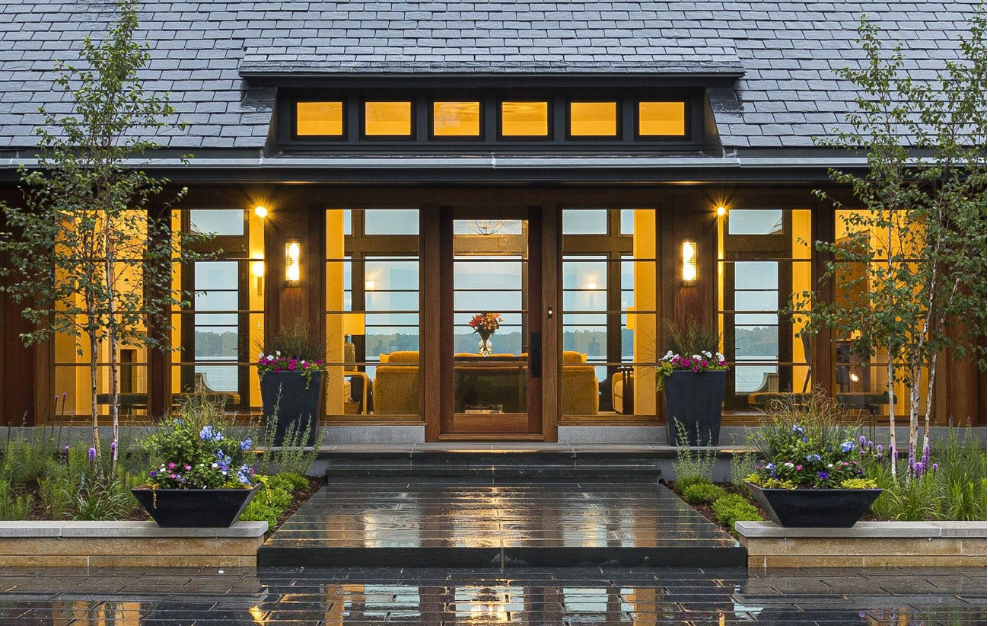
[692,354,702,360]
[258,352,265,359]
[663,350,675,360]
[275,350,281,356]
[715,352,725,361]
[702,350,712,357]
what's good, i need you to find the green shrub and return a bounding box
[729,451,757,488]
[671,421,717,489]
[239,472,302,528]
[681,482,726,505]
[0,480,33,520]
[711,494,762,530]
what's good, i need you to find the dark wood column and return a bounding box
[811,200,835,396]
[421,206,441,440]
[541,204,560,441]
[147,202,172,419]
[264,203,324,345]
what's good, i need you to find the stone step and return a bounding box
[258,482,746,569]
[322,450,664,481]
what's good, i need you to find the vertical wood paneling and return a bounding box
[811,202,835,396]
[421,207,442,440]
[540,205,558,441]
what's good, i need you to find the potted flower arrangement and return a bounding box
[257,321,326,446]
[468,312,503,357]
[133,416,258,528]
[744,394,882,527]
[657,319,729,446]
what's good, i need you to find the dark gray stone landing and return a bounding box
[259,481,745,568]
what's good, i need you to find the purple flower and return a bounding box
[817,471,829,480]
[859,435,867,448]
[149,470,157,478]
[876,444,884,455]
[840,441,855,453]
[240,438,253,452]
[914,462,924,475]
[88,447,96,462]
[63,445,69,455]
[891,447,898,462]
[932,463,939,472]
[110,441,117,454]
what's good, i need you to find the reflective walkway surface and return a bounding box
[260,482,744,567]
[0,566,982,624]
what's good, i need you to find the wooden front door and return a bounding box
[439,207,543,439]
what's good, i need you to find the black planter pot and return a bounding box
[663,369,727,446]
[259,370,325,447]
[132,485,259,528]
[746,483,883,528]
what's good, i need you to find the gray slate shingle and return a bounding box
[0,1,979,152]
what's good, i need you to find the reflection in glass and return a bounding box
[433,101,481,136]
[364,101,412,136]
[296,101,343,136]
[570,102,617,136]
[728,209,784,235]
[638,101,686,136]
[501,102,549,136]
[189,209,244,236]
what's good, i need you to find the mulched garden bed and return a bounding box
[270,476,323,533]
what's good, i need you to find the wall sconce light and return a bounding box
[716,206,726,217]
[251,261,265,295]
[254,205,268,220]
[285,241,301,283]
[682,240,697,284]
[365,279,376,291]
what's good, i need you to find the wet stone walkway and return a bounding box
[0,566,982,624]
[259,481,745,568]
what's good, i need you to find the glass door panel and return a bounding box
[441,210,542,437]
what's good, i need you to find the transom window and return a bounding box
[283,90,700,150]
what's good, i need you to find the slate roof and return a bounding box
[0,1,980,157]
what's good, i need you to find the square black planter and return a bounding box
[664,369,727,446]
[132,485,260,528]
[259,370,325,447]
[747,482,882,528]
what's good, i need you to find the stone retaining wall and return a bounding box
[0,521,267,568]
[736,521,986,568]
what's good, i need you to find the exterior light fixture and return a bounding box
[849,372,860,383]
[251,261,265,295]
[285,241,301,283]
[586,281,597,290]
[254,205,268,219]
[716,206,726,217]
[682,240,697,284]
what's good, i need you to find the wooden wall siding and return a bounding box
[541,205,560,442]
[421,208,441,440]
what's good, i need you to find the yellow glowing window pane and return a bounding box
[501,102,548,136]
[433,101,481,137]
[638,102,686,136]
[296,102,343,136]
[365,101,412,136]
[570,102,617,136]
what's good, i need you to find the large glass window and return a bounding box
[832,210,926,420]
[54,211,150,421]
[172,208,265,414]
[561,208,658,419]
[718,209,812,412]
[325,209,420,419]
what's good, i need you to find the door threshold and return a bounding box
[437,433,545,442]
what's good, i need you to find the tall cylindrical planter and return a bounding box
[663,369,727,446]
[259,370,324,447]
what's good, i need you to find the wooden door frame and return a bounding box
[436,206,545,440]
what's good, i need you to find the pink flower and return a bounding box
[168,462,176,469]
[795,465,802,470]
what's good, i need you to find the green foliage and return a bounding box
[139,418,254,489]
[681,483,726,505]
[0,481,33,521]
[254,408,322,477]
[670,421,717,490]
[0,0,204,470]
[711,494,762,530]
[666,318,721,357]
[239,472,306,528]
[790,13,987,463]
[729,451,758,488]
[864,425,987,521]
[267,320,325,363]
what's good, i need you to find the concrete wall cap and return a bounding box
[735,521,987,539]
[0,521,267,538]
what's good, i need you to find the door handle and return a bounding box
[530,332,542,378]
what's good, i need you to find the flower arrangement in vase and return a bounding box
[468,312,503,356]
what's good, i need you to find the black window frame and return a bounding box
[276,86,705,153]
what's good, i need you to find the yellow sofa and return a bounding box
[373,350,600,416]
